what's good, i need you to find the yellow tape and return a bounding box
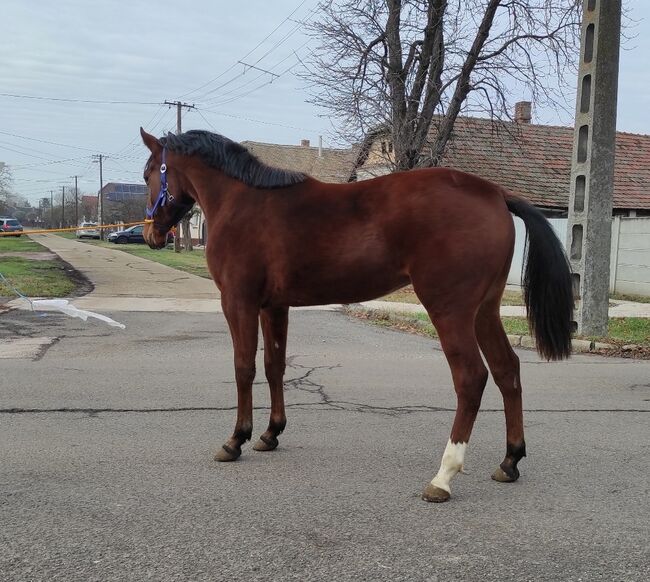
[0,221,146,237]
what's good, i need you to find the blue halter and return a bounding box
[145,148,174,221]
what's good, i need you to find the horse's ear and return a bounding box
[140,127,162,156]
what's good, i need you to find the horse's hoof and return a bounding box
[421,484,450,503]
[491,466,520,483]
[214,444,241,462]
[252,435,278,451]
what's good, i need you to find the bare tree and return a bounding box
[305,0,581,171]
[80,196,98,222]
[0,163,13,215]
[104,197,147,225]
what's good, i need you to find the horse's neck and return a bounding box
[188,169,242,228]
[185,166,226,208]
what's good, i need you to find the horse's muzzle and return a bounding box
[143,223,168,250]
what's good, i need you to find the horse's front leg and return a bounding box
[253,306,289,452]
[215,296,259,462]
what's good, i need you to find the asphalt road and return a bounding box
[1,307,649,582]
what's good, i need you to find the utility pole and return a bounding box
[93,155,105,239]
[163,101,195,134]
[61,186,65,228]
[74,175,79,226]
[50,190,53,229]
[566,0,622,336]
[164,100,195,252]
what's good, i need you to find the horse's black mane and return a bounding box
[161,130,307,189]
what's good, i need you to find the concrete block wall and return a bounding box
[610,217,650,295]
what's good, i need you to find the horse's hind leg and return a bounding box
[421,311,489,503]
[253,306,289,452]
[475,302,526,483]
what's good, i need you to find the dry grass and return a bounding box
[381,285,524,306]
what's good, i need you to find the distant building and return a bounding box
[100,183,148,202]
[99,183,148,224]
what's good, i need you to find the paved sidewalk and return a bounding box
[9,234,650,318]
[10,233,220,312]
[360,297,650,318]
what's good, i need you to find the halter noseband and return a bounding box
[144,148,173,224]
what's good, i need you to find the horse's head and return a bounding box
[140,128,195,249]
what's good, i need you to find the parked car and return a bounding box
[0,217,23,236]
[107,224,174,245]
[108,224,145,244]
[76,222,100,239]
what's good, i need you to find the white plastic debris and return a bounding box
[31,299,126,329]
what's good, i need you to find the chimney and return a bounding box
[514,101,532,124]
[318,135,323,158]
[300,139,310,147]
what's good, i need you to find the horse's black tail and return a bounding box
[505,193,574,360]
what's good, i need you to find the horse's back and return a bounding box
[251,168,516,307]
[348,167,515,252]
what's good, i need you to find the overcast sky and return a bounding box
[1,0,648,205]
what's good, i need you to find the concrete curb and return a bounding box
[346,305,642,355]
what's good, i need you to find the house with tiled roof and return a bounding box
[352,102,650,217]
[241,138,358,184]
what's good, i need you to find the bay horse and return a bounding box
[140,128,573,503]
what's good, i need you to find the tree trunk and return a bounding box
[173,225,181,253]
[181,215,193,252]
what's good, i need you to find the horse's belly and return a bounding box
[272,263,409,307]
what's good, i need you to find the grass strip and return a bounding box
[0,237,48,253]
[382,286,524,306]
[346,307,650,354]
[383,286,650,307]
[0,257,77,297]
[104,245,210,278]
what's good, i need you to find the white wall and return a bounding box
[507,216,650,297]
[507,217,568,286]
[610,217,650,296]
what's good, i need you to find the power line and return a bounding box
[111,106,177,160]
[0,92,160,106]
[0,130,98,153]
[197,23,309,104]
[11,156,91,170]
[178,0,313,100]
[199,41,312,107]
[194,107,319,133]
[0,139,62,160]
[199,59,304,109]
[111,104,168,158]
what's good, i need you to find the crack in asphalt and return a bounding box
[3,357,648,417]
[284,359,342,409]
[1,405,648,416]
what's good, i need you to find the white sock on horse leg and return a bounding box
[430,439,467,494]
